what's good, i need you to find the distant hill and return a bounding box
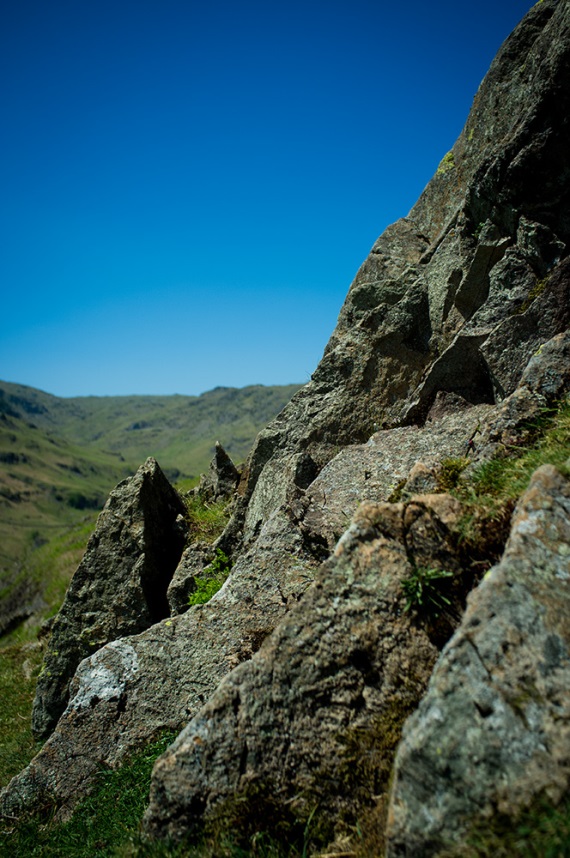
[0,381,302,484]
[0,380,301,634]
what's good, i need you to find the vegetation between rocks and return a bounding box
[183,495,232,545]
[188,549,233,606]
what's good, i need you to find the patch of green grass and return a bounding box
[469,400,570,503]
[0,644,43,788]
[0,732,178,858]
[440,793,570,857]
[184,496,232,544]
[402,567,454,616]
[1,516,98,647]
[188,550,233,606]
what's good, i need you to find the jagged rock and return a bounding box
[143,494,471,848]
[31,457,188,740]
[0,506,319,821]
[196,442,240,501]
[475,329,570,462]
[385,465,570,856]
[228,0,570,548]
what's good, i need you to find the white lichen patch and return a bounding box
[67,641,139,711]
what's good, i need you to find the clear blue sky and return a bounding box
[1,0,533,398]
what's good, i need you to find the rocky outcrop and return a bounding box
[231,0,570,547]
[2,2,570,853]
[196,441,240,502]
[0,503,320,821]
[31,457,187,739]
[143,494,468,848]
[385,465,570,856]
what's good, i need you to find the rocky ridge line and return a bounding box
[1,1,570,854]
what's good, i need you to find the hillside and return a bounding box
[0,381,302,484]
[0,381,300,636]
[1,2,570,856]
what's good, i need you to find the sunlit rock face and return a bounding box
[2,2,570,852]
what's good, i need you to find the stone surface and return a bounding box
[143,494,470,848]
[386,465,570,856]
[0,506,319,820]
[195,442,240,502]
[302,402,492,549]
[227,0,570,551]
[31,457,188,740]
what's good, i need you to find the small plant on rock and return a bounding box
[402,566,454,616]
[188,549,233,606]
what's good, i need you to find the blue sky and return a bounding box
[1,0,534,398]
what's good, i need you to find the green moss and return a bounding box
[437,151,455,175]
[437,457,469,491]
[438,793,570,857]
[515,276,548,315]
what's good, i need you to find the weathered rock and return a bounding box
[143,494,470,849]
[385,465,570,856]
[31,457,188,740]
[474,329,570,463]
[0,506,319,821]
[302,402,492,548]
[227,0,570,551]
[196,442,240,502]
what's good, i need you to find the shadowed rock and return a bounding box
[31,457,187,739]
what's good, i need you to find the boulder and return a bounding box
[386,465,570,856]
[31,457,187,739]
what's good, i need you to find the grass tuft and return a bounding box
[183,496,232,545]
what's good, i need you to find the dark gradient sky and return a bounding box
[1,0,534,397]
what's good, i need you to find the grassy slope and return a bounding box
[0,412,131,631]
[0,380,300,638]
[0,382,301,482]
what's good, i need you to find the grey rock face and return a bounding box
[143,494,472,848]
[303,402,492,549]
[231,0,570,547]
[31,457,187,739]
[386,465,570,856]
[0,506,319,820]
[196,441,240,502]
